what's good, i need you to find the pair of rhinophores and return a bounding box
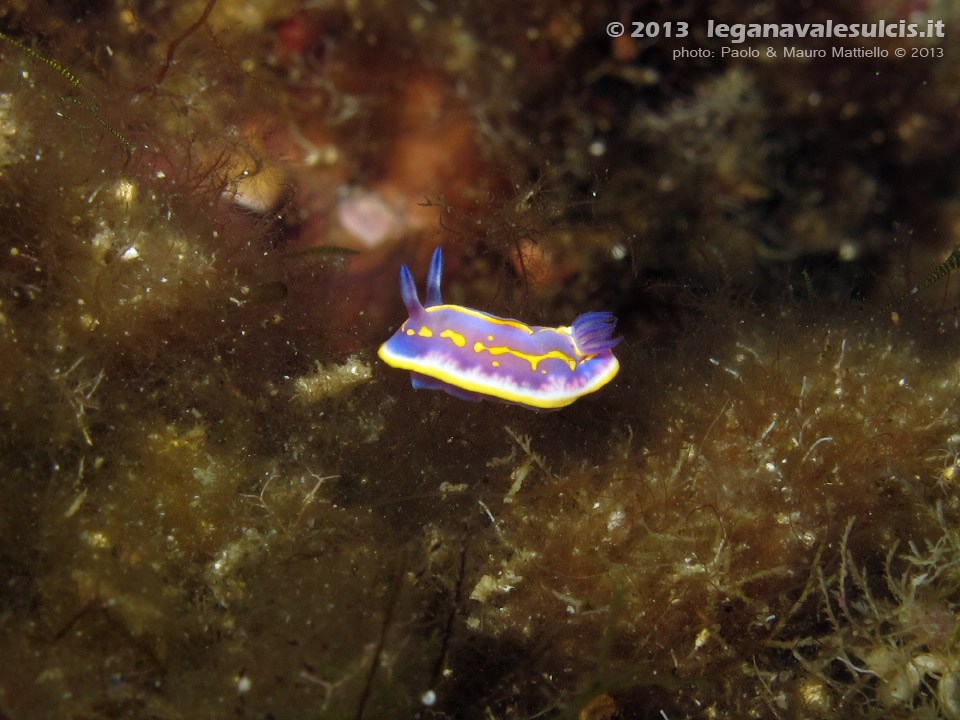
[378,247,620,410]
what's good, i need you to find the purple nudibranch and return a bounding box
[378,248,620,410]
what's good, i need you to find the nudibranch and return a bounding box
[377,248,620,410]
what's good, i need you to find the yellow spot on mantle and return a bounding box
[418,326,433,337]
[440,329,466,347]
[473,341,576,371]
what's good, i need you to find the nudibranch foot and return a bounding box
[378,247,621,410]
[411,372,484,402]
